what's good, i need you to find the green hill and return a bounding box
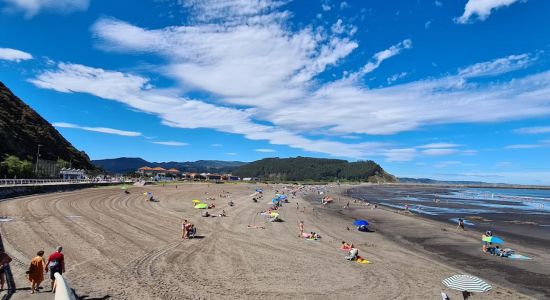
[0,81,95,174]
[233,156,395,182]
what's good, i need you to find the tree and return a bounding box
[56,158,70,169]
[1,155,33,178]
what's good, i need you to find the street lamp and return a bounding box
[34,144,42,175]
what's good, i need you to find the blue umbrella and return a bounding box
[272,198,280,203]
[278,195,288,199]
[483,236,504,244]
[353,220,369,226]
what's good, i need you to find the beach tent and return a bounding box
[482,236,504,244]
[442,274,492,293]
[194,203,208,209]
[192,199,201,204]
[353,220,369,226]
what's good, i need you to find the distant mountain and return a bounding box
[0,81,95,170]
[233,156,396,182]
[93,157,246,174]
[397,177,487,185]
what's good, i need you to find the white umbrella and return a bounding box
[442,274,492,293]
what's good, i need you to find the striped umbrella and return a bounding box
[442,275,492,293]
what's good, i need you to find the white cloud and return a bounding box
[424,20,432,29]
[321,3,331,11]
[354,39,412,77]
[255,149,276,153]
[225,152,238,156]
[387,72,407,84]
[456,0,524,24]
[211,143,223,147]
[505,139,550,149]
[385,148,417,162]
[505,144,541,149]
[514,126,550,134]
[32,63,387,159]
[418,143,462,149]
[152,141,188,146]
[434,1,442,7]
[1,0,90,18]
[52,122,141,136]
[340,1,349,9]
[458,54,535,78]
[434,160,461,168]
[422,148,458,156]
[0,47,32,62]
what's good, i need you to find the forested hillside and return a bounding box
[233,157,395,182]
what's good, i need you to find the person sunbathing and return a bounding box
[219,210,227,217]
[341,241,352,250]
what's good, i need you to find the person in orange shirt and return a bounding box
[28,250,46,294]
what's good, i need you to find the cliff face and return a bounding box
[0,81,95,170]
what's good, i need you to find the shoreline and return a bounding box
[315,185,550,299]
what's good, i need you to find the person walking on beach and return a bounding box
[298,221,304,237]
[0,250,12,291]
[457,218,465,230]
[45,246,65,293]
[28,250,46,294]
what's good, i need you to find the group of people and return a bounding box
[481,230,514,257]
[0,246,65,294]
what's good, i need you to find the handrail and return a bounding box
[54,272,77,300]
[0,179,132,186]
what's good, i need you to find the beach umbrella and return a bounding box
[353,220,369,226]
[194,203,208,209]
[442,274,492,293]
[272,198,280,203]
[192,199,201,204]
[482,236,504,244]
[278,195,288,199]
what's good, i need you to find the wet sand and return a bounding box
[0,183,543,299]
[327,185,550,299]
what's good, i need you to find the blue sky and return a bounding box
[1,0,550,184]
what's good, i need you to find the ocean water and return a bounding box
[354,187,550,227]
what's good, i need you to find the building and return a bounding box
[60,168,86,180]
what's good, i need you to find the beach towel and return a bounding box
[356,258,370,264]
[509,254,532,260]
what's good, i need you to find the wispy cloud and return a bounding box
[422,148,459,156]
[225,152,238,156]
[255,149,276,153]
[1,0,90,18]
[434,160,461,168]
[211,143,223,147]
[152,141,188,146]
[456,0,524,24]
[52,122,141,137]
[514,126,550,134]
[0,47,32,62]
[458,54,535,78]
[418,143,462,149]
[505,139,550,149]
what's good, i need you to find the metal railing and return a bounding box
[0,179,130,187]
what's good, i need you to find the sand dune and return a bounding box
[0,183,534,299]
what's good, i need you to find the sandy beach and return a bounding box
[0,183,546,299]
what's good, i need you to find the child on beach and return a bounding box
[457,218,465,230]
[298,221,304,237]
